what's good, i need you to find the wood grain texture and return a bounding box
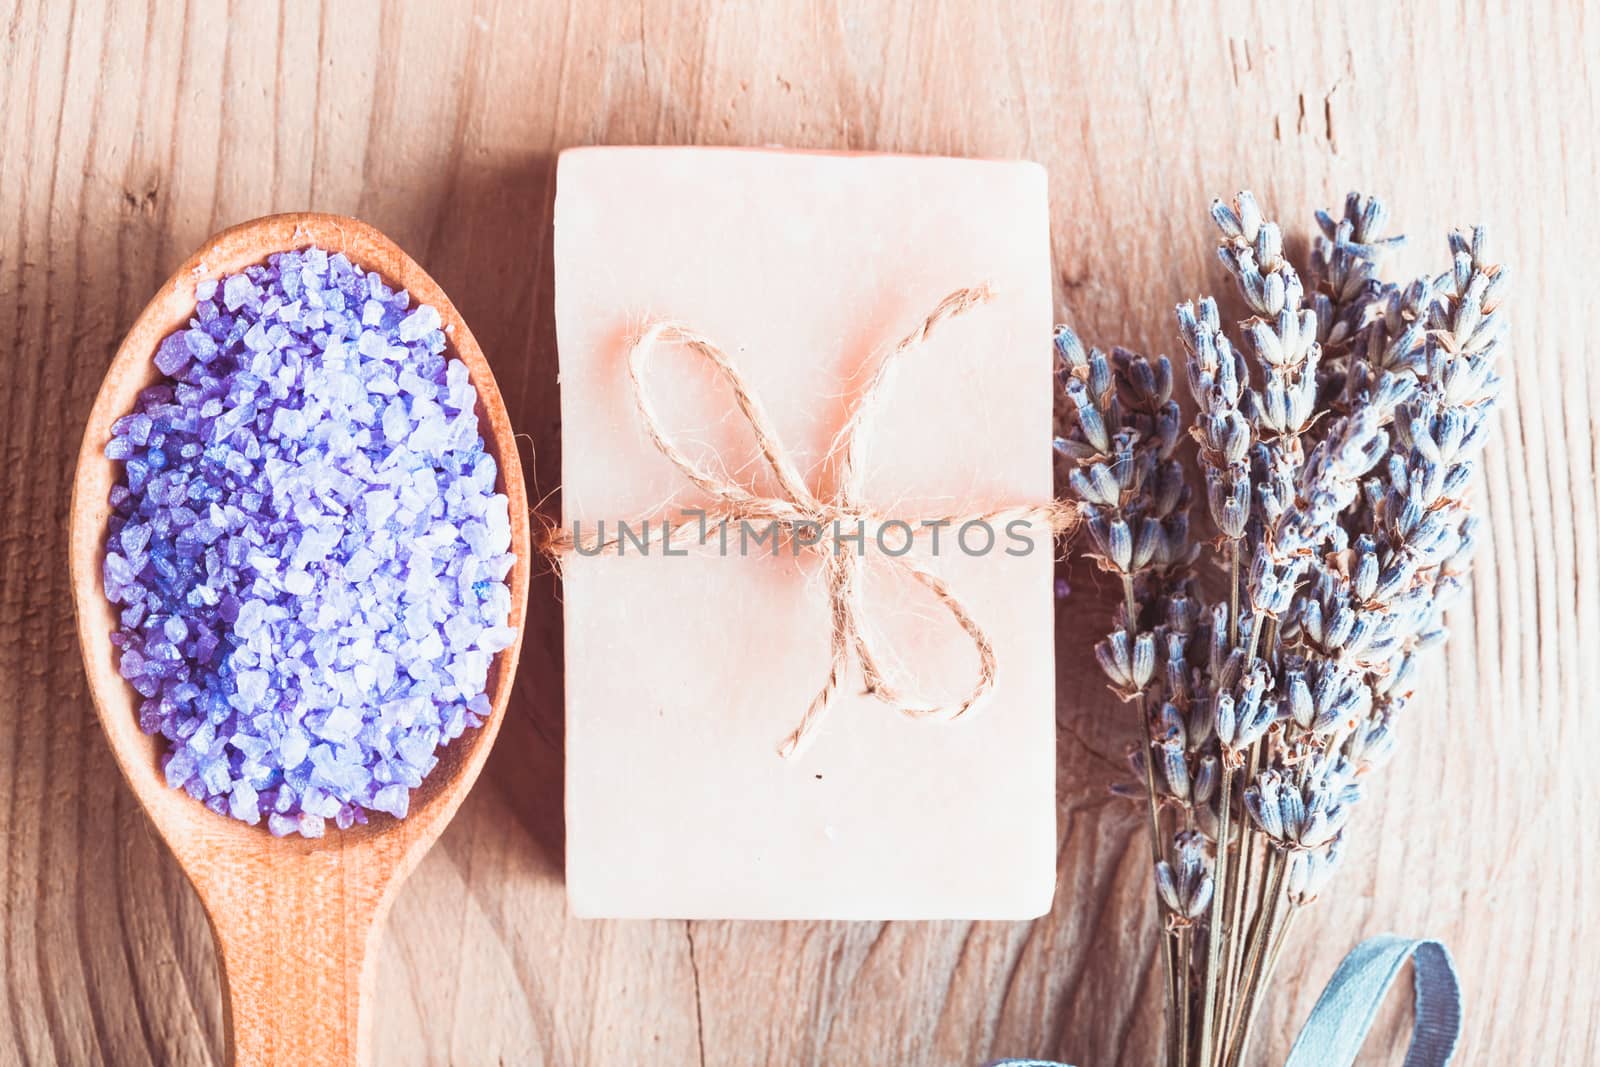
[1,1,1595,1064]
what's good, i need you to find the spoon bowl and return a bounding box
[67,213,530,1066]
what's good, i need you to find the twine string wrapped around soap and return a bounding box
[543,286,1075,759]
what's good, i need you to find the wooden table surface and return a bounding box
[3,2,1595,1064]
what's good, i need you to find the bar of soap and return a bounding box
[554,146,1057,919]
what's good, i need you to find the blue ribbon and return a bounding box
[1284,935,1460,1067]
[987,934,1460,1067]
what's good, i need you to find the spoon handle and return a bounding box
[197,850,392,1067]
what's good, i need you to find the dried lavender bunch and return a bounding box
[1054,329,1196,1060]
[1057,191,1505,1067]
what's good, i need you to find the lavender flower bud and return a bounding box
[1277,778,1308,839]
[1345,611,1381,656]
[1116,348,1174,408]
[1207,603,1230,679]
[1248,319,1284,366]
[1299,598,1325,645]
[1217,646,1247,693]
[1053,324,1088,369]
[1167,596,1202,635]
[1248,548,1302,616]
[1287,838,1342,905]
[1244,773,1285,839]
[1157,702,1187,745]
[1082,509,1139,575]
[1211,197,1247,240]
[1194,407,1240,456]
[1065,378,1110,453]
[1442,515,1482,576]
[1215,667,1274,750]
[1152,459,1187,517]
[1089,462,1125,505]
[1354,538,1379,599]
[1185,694,1214,747]
[1096,618,1156,696]
[1306,661,1370,734]
[1344,711,1397,771]
[1156,830,1215,919]
[1164,635,1190,704]
[1254,218,1282,269]
[1133,632,1155,690]
[1193,755,1219,806]
[1247,759,1359,851]
[1441,461,1474,499]
[1374,556,1414,602]
[1372,651,1416,699]
[1324,600,1356,649]
[1214,693,1236,749]
[1158,730,1190,800]
[1258,366,1318,435]
[1299,807,1345,850]
[1132,517,1163,570]
[1069,467,1108,506]
[1095,630,1135,690]
[1206,463,1251,539]
[1086,346,1114,402]
[1248,545,1273,602]
[1237,666,1267,722]
[1108,519,1134,572]
[1284,669,1314,729]
[1155,861,1183,914]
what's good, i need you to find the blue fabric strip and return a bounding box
[1284,934,1461,1067]
[986,933,1460,1067]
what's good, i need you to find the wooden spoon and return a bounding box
[66,214,531,1066]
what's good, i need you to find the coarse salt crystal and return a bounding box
[397,304,441,342]
[101,246,515,837]
[222,274,256,311]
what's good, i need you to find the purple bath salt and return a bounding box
[102,247,516,838]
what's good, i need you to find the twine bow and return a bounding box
[547,286,1073,759]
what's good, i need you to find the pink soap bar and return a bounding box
[554,146,1057,919]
